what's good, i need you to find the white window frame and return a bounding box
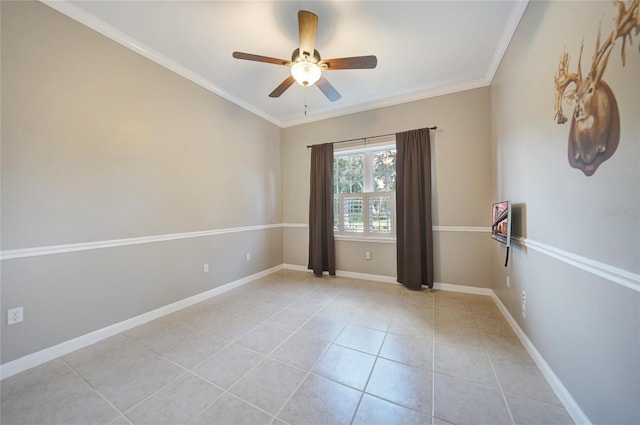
[333,138,396,241]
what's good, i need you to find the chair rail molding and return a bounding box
[513,236,639,293]
[0,224,282,261]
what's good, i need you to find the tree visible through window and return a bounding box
[333,144,396,238]
[334,153,364,194]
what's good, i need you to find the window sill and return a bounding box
[334,235,396,244]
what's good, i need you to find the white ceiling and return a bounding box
[44,1,528,128]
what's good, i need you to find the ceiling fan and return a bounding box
[232,10,377,102]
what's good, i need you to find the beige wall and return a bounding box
[491,2,639,424]
[1,2,282,363]
[6,8,636,424]
[282,87,494,287]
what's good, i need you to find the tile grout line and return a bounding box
[188,390,277,425]
[185,279,330,425]
[178,281,313,374]
[431,291,438,425]
[186,278,346,424]
[23,335,231,425]
[269,283,354,423]
[268,279,409,422]
[134,303,284,424]
[14,273,549,425]
[347,300,395,425]
[188,283,333,424]
[75,278,313,425]
[60,356,128,423]
[122,369,193,421]
[105,337,212,422]
[63,340,215,424]
[349,291,441,421]
[479,315,517,425]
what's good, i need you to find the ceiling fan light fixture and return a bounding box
[232,10,374,102]
[291,61,321,86]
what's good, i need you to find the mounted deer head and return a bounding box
[554,0,638,176]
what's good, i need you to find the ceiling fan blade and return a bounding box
[232,52,291,66]
[298,10,318,60]
[316,75,341,102]
[320,55,378,70]
[269,75,296,98]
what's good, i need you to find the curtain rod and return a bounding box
[306,126,438,149]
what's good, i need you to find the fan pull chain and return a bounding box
[303,85,308,116]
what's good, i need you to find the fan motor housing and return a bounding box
[292,48,321,64]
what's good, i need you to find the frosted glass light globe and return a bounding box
[291,61,321,86]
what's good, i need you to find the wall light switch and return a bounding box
[7,307,23,325]
[365,251,371,260]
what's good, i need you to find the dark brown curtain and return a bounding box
[308,143,336,276]
[396,128,434,289]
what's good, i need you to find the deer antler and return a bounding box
[554,0,638,124]
[590,0,639,83]
[554,42,583,124]
[613,0,640,65]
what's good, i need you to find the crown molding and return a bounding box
[281,78,491,128]
[39,0,528,129]
[40,0,285,128]
[485,0,529,84]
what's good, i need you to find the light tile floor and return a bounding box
[1,270,575,425]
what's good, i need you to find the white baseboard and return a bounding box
[284,264,588,423]
[490,294,591,425]
[282,263,311,273]
[284,264,496,293]
[433,281,493,295]
[335,270,398,284]
[0,265,283,380]
[0,262,591,425]
[283,264,398,283]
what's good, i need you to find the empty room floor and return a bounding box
[1,269,574,425]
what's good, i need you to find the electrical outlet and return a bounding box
[521,290,527,319]
[365,251,371,260]
[204,264,209,273]
[246,253,251,261]
[506,275,511,288]
[7,307,23,325]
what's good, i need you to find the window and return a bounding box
[333,141,396,239]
